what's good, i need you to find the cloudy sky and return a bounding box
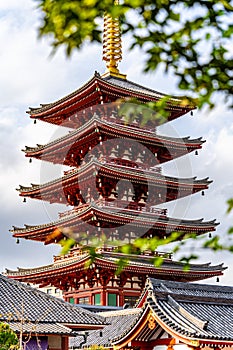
[0,0,233,285]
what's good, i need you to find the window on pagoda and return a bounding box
[78,296,90,304]
[124,295,138,307]
[94,293,101,305]
[108,293,117,306]
[69,297,75,304]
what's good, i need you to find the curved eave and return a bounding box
[111,304,166,348]
[17,160,211,205]
[113,301,233,348]
[28,75,100,117]
[147,297,233,346]
[112,292,233,348]
[24,116,204,153]
[22,117,204,165]
[94,257,225,282]
[10,204,219,243]
[5,255,226,283]
[6,254,91,280]
[28,73,195,126]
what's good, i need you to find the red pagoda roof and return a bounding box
[11,201,218,244]
[28,73,195,128]
[17,159,212,205]
[5,249,226,284]
[23,116,204,166]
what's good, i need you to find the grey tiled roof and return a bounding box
[0,274,104,327]
[71,309,142,348]
[150,278,233,300]
[147,278,233,341]
[104,76,180,101]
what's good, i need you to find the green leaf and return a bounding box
[115,258,128,275]
[227,198,233,214]
[203,236,223,251]
[59,238,76,255]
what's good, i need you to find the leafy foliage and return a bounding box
[0,323,19,350]
[35,0,233,108]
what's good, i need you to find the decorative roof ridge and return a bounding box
[95,160,211,183]
[147,295,200,336]
[149,278,233,300]
[95,255,226,273]
[166,293,233,306]
[23,114,99,152]
[134,288,149,308]
[28,71,194,117]
[98,117,204,144]
[99,308,142,318]
[23,113,204,155]
[11,202,219,234]
[102,75,195,106]
[5,254,226,278]
[100,250,171,261]
[4,254,90,276]
[167,294,208,330]
[17,158,212,195]
[94,255,164,269]
[103,75,168,96]
[94,203,219,226]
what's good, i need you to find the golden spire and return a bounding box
[102,0,126,79]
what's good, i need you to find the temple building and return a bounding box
[78,278,233,350]
[6,8,225,307]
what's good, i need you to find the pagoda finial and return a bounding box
[102,0,126,79]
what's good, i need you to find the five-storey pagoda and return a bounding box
[6,10,225,307]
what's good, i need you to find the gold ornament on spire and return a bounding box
[102,0,126,79]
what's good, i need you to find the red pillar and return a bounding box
[101,286,107,306]
[119,287,124,306]
[61,336,69,350]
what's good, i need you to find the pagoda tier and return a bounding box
[23,116,204,167]
[11,201,218,244]
[28,72,195,128]
[18,159,211,206]
[5,247,226,307]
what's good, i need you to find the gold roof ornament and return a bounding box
[102,0,127,79]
